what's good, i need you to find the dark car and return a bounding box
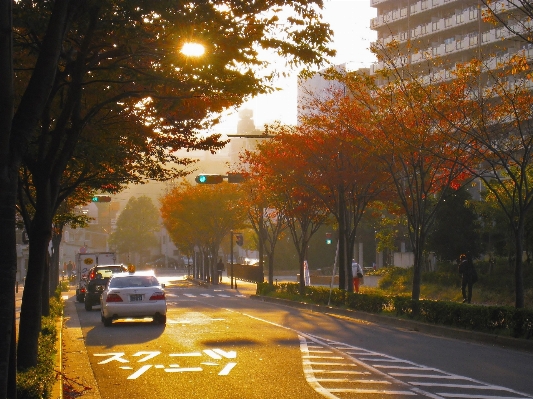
[84,264,127,311]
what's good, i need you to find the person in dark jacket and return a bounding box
[458,253,476,303]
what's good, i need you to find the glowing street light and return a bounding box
[180,42,205,57]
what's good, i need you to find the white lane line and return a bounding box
[183,294,196,297]
[299,335,342,399]
[437,395,530,399]
[329,388,417,395]
[313,370,369,375]
[303,361,358,367]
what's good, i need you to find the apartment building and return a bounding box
[369,0,532,83]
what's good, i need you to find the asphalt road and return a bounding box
[61,275,533,399]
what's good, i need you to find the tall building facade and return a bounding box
[369,0,531,83]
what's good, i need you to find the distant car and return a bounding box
[100,269,167,327]
[83,264,128,311]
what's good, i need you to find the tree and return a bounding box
[439,56,533,308]
[336,70,473,302]
[109,196,160,263]
[243,126,329,294]
[296,77,391,290]
[239,170,289,286]
[160,180,248,284]
[6,0,335,375]
[427,186,481,262]
[481,1,533,45]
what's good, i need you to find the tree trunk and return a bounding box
[17,211,52,370]
[514,224,525,309]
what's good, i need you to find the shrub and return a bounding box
[17,317,58,399]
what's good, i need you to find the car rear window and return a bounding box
[109,276,160,288]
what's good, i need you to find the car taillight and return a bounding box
[149,292,165,301]
[89,270,95,280]
[81,288,86,293]
[106,294,123,302]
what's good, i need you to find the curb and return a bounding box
[250,295,533,353]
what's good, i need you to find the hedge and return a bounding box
[257,282,533,339]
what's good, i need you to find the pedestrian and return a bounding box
[458,253,477,303]
[67,260,74,280]
[351,260,363,293]
[216,258,224,283]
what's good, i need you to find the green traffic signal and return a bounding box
[92,195,111,202]
[195,174,224,184]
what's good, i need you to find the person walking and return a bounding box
[67,260,74,280]
[216,258,224,283]
[458,253,477,303]
[351,260,364,293]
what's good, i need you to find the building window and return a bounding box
[445,15,453,28]
[469,32,478,46]
[400,7,407,17]
[469,7,477,20]
[456,12,463,24]
[421,24,428,34]
[422,0,428,10]
[433,21,439,31]
[400,30,408,41]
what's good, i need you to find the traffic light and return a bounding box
[227,173,245,183]
[195,174,224,184]
[235,234,243,246]
[92,195,111,202]
[325,232,332,245]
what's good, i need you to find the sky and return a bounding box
[212,0,377,135]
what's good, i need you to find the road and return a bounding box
[62,274,533,399]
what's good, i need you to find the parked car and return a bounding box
[100,268,167,327]
[83,264,128,311]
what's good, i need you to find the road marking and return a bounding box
[127,365,152,379]
[218,362,237,375]
[169,352,202,357]
[164,366,203,373]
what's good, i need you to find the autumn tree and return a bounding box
[243,126,329,294]
[296,77,391,290]
[160,180,249,284]
[238,169,289,286]
[109,196,160,264]
[481,1,533,44]
[5,0,335,375]
[336,70,473,302]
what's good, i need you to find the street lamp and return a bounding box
[180,42,205,57]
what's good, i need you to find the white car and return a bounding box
[100,269,167,326]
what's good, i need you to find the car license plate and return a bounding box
[130,294,143,302]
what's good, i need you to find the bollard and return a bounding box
[16,281,18,293]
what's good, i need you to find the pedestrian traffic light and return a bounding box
[195,174,224,184]
[235,234,243,246]
[92,195,111,202]
[326,232,332,245]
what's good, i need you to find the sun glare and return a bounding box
[180,42,205,57]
